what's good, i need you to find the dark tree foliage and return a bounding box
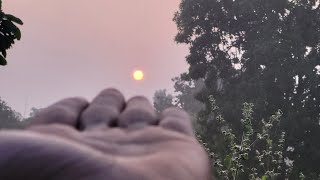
[172,75,205,116]
[174,0,320,178]
[0,0,23,65]
[153,77,205,132]
[0,98,22,129]
[172,76,205,131]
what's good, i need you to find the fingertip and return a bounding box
[126,96,151,106]
[30,97,89,127]
[80,88,125,130]
[118,96,157,128]
[93,88,126,109]
[159,107,194,136]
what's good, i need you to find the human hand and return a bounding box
[0,88,210,180]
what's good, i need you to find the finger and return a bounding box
[118,96,157,129]
[159,107,194,136]
[30,97,88,127]
[80,88,125,130]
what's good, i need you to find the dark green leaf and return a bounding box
[2,20,21,40]
[224,155,232,168]
[1,49,6,57]
[4,14,23,25]
[0,55,7,66]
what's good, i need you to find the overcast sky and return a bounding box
[0,0,188,116]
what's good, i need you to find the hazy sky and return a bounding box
[0,0,188,116]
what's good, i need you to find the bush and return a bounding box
[198,96,293,180]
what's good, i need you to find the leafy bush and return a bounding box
[0,98,23,129]
[199,96,294,180]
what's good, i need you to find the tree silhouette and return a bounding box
[0,98,22,129]
[0,0,23,65]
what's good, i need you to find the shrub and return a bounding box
[198,95,291,180]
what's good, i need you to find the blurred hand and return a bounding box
[0,88,210,180]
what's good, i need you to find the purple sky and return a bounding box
[0,0,188,116]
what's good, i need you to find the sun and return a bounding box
[133,70,144,81]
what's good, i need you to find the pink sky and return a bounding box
[0,0,188,116]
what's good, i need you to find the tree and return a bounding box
[153,89,174,113]
[18,107,41,128]
[172,75,205,131]
[172,75,205,117]
[0,0,23,65]
[174,0,320,178]
[153,77,205,132]
[153,77,205,118]
[0,98,23,129]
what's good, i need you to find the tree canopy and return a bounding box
[153,89,174,113]
[172,76,205,116]
[0,0,23,65]
[175,0,320,178]
[0,98,22,129]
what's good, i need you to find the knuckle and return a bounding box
[81,105,118,124]
[119,108,157,127]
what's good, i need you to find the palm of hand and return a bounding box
[0,89,210,180]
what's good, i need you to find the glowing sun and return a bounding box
[133,70,144,81]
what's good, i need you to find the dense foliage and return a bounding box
[208,96,289,180]
[172,76,205,116]
[174,0,320,179]
[0,0,23,65]
[0,98,23,129]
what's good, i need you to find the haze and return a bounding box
[0,0,188,116]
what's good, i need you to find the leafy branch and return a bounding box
[206,95,289,180]
[0,0,23,66]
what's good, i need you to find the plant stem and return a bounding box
[234,132,245,180]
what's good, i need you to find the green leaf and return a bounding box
[0,33,14,50]
[14,27,21,40]
[261,175,268,180]
[0,55,7,66]
[267,139,273,146]
[4,14,23,25]
[224,155,232,168]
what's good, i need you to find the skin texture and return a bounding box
[0,88,211,180]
